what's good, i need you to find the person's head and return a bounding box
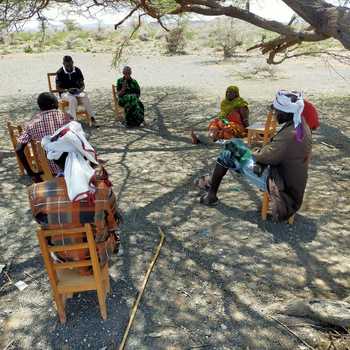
[63,55,74,72]
[226,86,239,101]
[273,108,294,124]
[123,66,132,79]
[272,91,299,124]
[37,92,59,111]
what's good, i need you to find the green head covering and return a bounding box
[226,85,240,95]
[220,85,248,118]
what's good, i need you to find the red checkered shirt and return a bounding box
[17,109,71,174]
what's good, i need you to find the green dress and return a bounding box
[116,77,144,127]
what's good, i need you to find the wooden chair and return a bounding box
[257,116,294,224]
[112,84,125,121]
[7,121,37,175]
[31,141,54,181]
[261,192,295,224]
[246,110,277,146]
[47,73,92,126]
[37,224,111,324]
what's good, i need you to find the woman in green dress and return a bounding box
[116,66,145,127]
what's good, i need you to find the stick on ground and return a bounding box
[270,316,316,350]
[118,227,165,350]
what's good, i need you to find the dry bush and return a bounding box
[210,19,243,58]
[165,26,186,54]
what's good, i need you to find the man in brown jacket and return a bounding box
[200,90,312,222]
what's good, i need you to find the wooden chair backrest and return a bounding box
[31,141,54,181]
[37,224,105,294]
[112,84,124,121]
[47,73,58,94]
[7,121,22,149]
[37,223,109,323]
[263,110,277,145]
[7,121,38,174]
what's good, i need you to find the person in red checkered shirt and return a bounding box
[16,92,72,182]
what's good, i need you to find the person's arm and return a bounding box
[76,68,85,91]
[117,79,127,98]
[55,71,66,94]
[239,107,249,128]
[253,131,288,165]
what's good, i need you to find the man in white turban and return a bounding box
[28,121,121,273]
[200,90,312,222]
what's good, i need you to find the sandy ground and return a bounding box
[0,52,350,350]
[0,51,349,98]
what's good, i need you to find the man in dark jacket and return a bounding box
[56,55,96,123]
[200,90,312,221]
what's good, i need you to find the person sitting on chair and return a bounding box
[116,66,145,128]
[191,85,249,144]
[16,92,72,182]
[55,55,97,125]
[28,121,122,275]
[200,90,312,222]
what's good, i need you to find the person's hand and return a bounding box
[31,171,44,183]
[252,147,260,153]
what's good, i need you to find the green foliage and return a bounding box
[23,45,33,53]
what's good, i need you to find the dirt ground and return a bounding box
[0,52,349,350]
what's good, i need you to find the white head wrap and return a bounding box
[273,90,304,128]
[41,121,98,201]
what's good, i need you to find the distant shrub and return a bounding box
[24,45,33,53]
[63,20,80,32]
[93,31,107,42]
[165,27,186,54]
[210,19,243,58]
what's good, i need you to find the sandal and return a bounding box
[195,174,212,191]
[200,194,219,206]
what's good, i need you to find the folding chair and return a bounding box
[7,121,37,175]
[31,140,54,181]
[37,224,110,324]
[112,84,125,121]
[47,73,92,126]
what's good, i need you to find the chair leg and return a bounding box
[53,292,67,324]
[96,286,107,320]
[261,192,269,220]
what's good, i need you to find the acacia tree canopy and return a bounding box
[1,0,350,63]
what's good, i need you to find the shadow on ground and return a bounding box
[0,89,349,349]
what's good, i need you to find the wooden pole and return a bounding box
[118,227,165,350]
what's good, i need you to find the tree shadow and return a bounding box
[0,88,349,349]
